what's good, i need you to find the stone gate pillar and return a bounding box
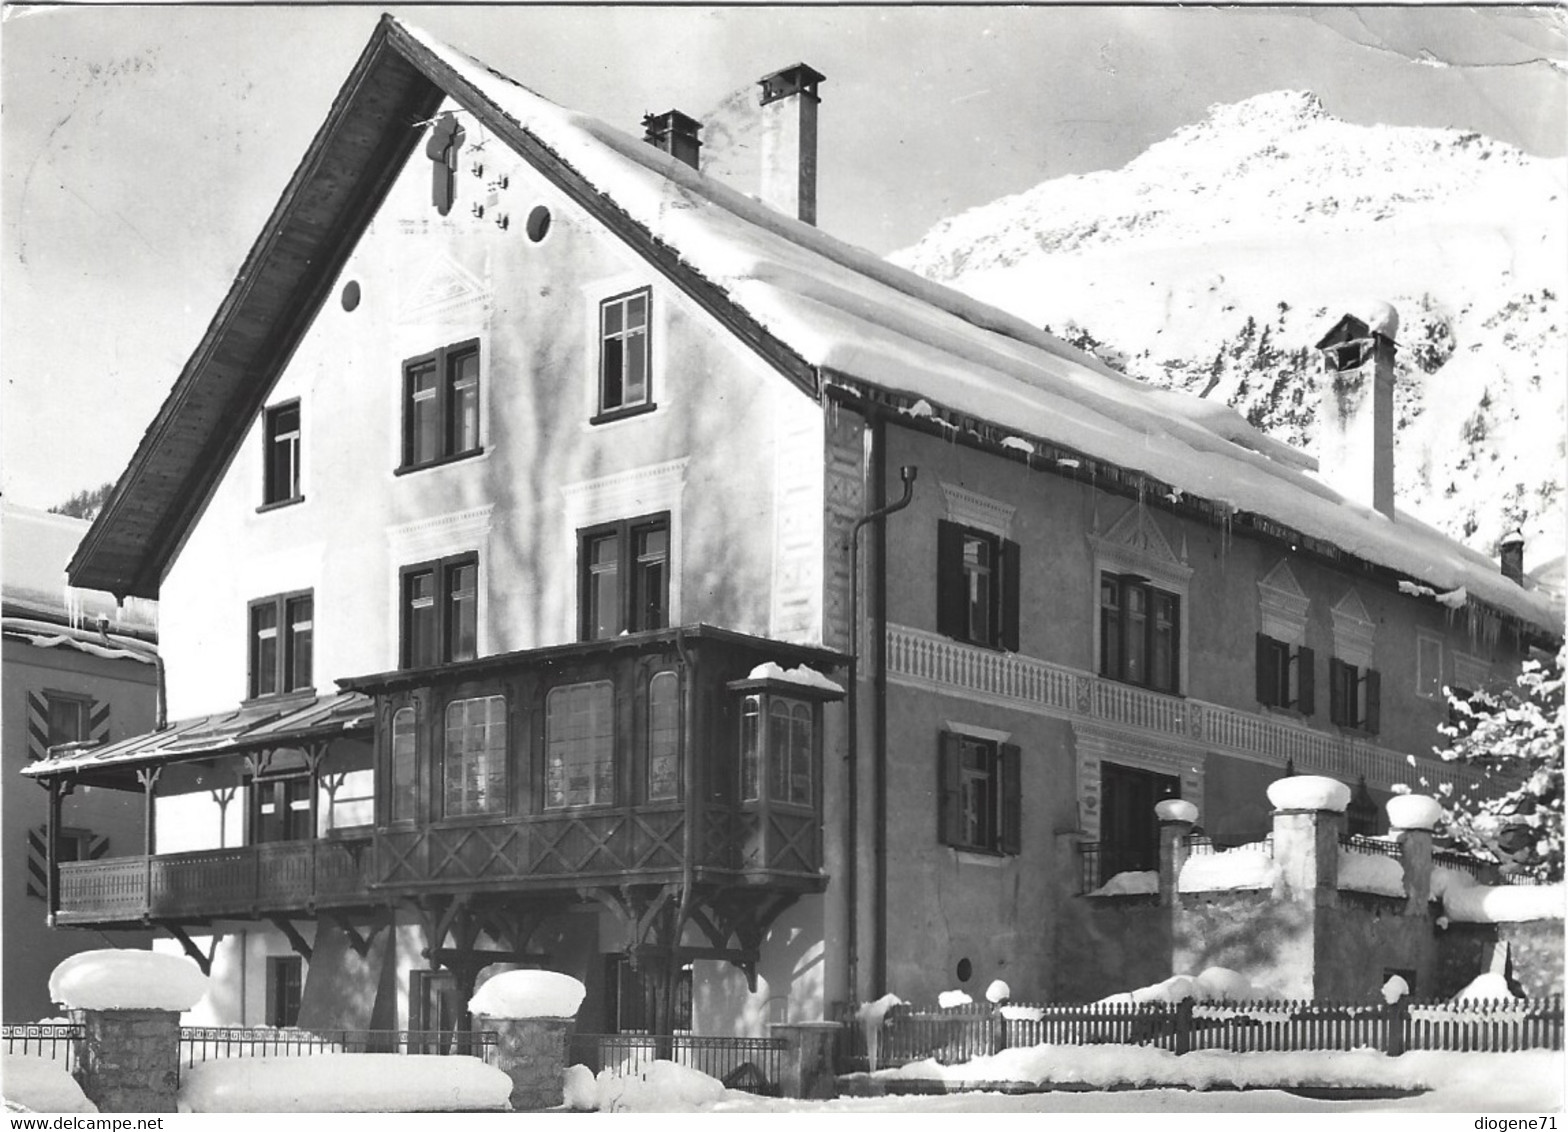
[73,1007,182,1113]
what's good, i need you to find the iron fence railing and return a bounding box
[178,1026,496,1068]
[569,1032,787,1094]
[835,994,1564,1072]
[2,1022,84,1072]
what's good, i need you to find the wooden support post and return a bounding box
[136,767,162,856]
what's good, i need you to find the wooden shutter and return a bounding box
[1255,634,1274,705]
[937,730,963,847]
[999,539,1021,652]
[999,742,1022,855]
[1363,668,1381,734]
[1296,646,1316,715]
[935,521,967,639]
[1328,658,1346,725]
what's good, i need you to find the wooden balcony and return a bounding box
[373,803,820,893]
[53,837,374,927]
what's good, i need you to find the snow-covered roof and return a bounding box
[400,20,1558,635]
[2,503,157,645]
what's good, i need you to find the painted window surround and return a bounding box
[384,504,495,669]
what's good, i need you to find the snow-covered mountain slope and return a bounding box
[891,91,1567,577]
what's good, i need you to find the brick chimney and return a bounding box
[642,109,702,170]
[758,63,824,225]
[1314,307,1398,518]
[1500,528,1525,584]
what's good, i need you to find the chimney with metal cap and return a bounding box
[642,109,703,170]
[1500,529,1525,585]
[1314,304,1399,519]
[758,63,824,225]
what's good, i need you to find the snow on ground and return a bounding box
[1444,882,1565,923]
[1178,843,1274,891]
[48,949,208,1012]
[0,1054,97,1113]
[177,1054,512,1112]
[468,969,585,1019]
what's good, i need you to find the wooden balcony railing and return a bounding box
[55,837,373,925]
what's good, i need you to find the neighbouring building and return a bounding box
[24,17,1562,1040]
[3,504,158,1021]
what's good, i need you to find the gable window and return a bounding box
[1329,658,1381,733]
[248,591,313,699]
[262,401,302,507]
[401,554,478,668]
[1256,634,1315,714]
[443,695,506,818]
[647,671,680,802]
[936,521,1020,650]
[266,956,304,1028]
[400,340,481,471]
[546,681,615,809]
[1100,574,1180,694]
[579,515,669,640]
[596,289,652,421]
[937,730,1021,855]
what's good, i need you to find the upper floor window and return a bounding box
[1256,634,1315,714]
[596,289,652,421]
[936,521,1020,651]
[739,694,815,808]
[647,671,680,802]
[443,695,506,818]
[401,554,478,668]
[1416,635,1443,700]
[401,340,481,471]
[1329,658,1381,734]
[1100,574,1180,694]
[546,681,615,809]
[390,706,419,824]
[249,591,313,699]
[937,730,1020,855]
[44,692,93,748]
[251,774,312,843]
[262,401,302,507]
[579,515,669,641]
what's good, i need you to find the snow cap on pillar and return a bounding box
[1267,775,1351,812]
[1155,798,1199,824]
[1386,793,1444,831]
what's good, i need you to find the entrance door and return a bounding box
[411,969,461,1053]
[1100,762,1180,879]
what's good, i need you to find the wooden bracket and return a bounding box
[164,923,219,976]
[268,916,314,961]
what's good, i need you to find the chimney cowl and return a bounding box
[758,63,825,106]
[642,109,702,170]
[757,62,824,226]
[1314,311,1398,519]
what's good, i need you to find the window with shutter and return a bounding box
[935,520,1019,651]
[1256,634,1316,715]
[1099,573,1181,694]
[1329,657,1379,732]
[936,729,1018,855]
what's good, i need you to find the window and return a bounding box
[1100,574,1181,693]
[596,289,652,420]
[936,521,1020,650]
[44,692,92,748]
[266,956,304,1028]
[647,671,680,802]
[578,515,669,640]
[937,731,1020,855]
[1099,762,1179,878]
[262,401,302,506]
[25,826,103,899]
[443,696,507,818]
[1416,635,1443,700]
[739,694,815,808]
[1256,634,1315,714]
[400,340,481,470]
[400,554,478,668]
[1329,658,1381,733]
[251,774,312,843]
[248,591,313,699]
[390,706,419,824]
[546,681,615,809]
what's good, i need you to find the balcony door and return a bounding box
[251,774,313,843]
[1099,762,1179,879]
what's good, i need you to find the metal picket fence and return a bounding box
[2,1022,84,1072]
[569,1032,787,1095]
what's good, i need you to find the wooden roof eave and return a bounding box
[68,18,445,599]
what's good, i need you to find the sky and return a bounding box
[2,4,1564,513]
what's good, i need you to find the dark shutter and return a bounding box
[999,538,1022,652]
[1297,646,1316,716]
[1255,634,1273,706]
[1329,658,1346,725]
[937,730,963,847]
[1363,668,1381,734]
[936,521,967,640]
[999,742,1022,855]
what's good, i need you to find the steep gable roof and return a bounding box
[70,15,1560,639]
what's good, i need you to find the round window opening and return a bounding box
[955,957,973,983]
[525,205,552,243]
[341,280,361,312]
